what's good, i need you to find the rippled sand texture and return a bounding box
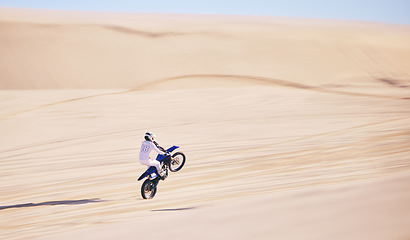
[0,8,410,240]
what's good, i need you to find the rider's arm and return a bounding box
[153,141,166,152]
[150,141,166,155]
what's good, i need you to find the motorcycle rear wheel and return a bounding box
[141,179,157,199]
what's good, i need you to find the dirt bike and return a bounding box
[138,146,186,199]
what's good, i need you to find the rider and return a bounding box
[139,132,167,178]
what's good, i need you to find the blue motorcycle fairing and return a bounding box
[166,145,179,152]
[137,146,179,181]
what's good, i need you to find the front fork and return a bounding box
[161,155,172,170]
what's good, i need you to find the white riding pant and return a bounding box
[140,158,161,172]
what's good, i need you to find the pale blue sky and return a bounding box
[0,0,409,25]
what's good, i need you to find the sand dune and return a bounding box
[0,7,410,240]
[1,7,410,91]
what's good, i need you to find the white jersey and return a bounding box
[139,140,165,161]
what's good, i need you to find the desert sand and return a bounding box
[0,7,410,240]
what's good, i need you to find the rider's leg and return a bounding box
[140,159,164,177]
[148,159,162,173]
[140,159,161,172]
[154,161,166,178]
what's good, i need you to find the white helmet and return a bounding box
[144,132,156,142]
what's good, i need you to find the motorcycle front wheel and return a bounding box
[168,152,186,172]
[141,179,157,199]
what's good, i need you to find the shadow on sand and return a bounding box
[0,198,104,211]
[151,207,198,212]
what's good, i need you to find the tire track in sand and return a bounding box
[133,74,410,100]
[1,74,408,121]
